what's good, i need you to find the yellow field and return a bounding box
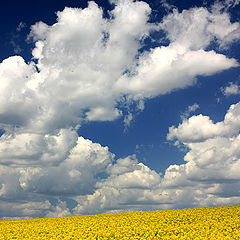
[0,205,240,239]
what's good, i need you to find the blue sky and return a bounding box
[0,0,240,219]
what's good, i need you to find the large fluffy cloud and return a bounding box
[163,102,240,206]
[0,128,77,166]
[0,0,240,218]
[115,47,238,98]
[0,135,114,218]
[167,102,240,143]
[160,6,240,50]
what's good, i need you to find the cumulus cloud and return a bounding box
[222,82,240,96]
[161,3,240,50]
[0,128,78,166]
[0,135,114,218]
[72,155,164,215]
[167,102,240,143]
[167,104,240,179]
[115,46,238,98]
[161,102,240,207]
[18,136,114,196]
[0,56,38,131]
[0,0,240,218]
[45,200,72,218]
[0,200,51,219]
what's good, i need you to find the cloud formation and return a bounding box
[0,0,240,218]
[167,102,240,143]
[181,103,199,120]
[222,82,240,96]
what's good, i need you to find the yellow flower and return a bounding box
[0,205,240,239]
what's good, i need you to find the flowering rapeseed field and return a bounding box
[0,205,239,239]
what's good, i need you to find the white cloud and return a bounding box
[187,103,199,112]
[181,103,199,120]
[0,128,78,166]
[163,102,240,207]
[161,4,240,50]
[45,200,71,218]
[18,136,114,196]
[160,0,175,12]
[212,0,240,12]
[0,56,38,130]
[17,22,26,32]
[115,46,238,98]
[222,82,240,96]
[123,112,133,129]
[86,107,122,121]
[72,155,163,215]
[167,102,240,143]
[101,156,161,189]
[0,134,114,218]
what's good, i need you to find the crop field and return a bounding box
[0,205,239,239]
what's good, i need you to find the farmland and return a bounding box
[0,205,239,239]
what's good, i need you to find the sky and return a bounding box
[0,0,240,219]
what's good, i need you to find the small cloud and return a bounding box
[137,99,145,111]
[9,22,26,54]
[160,0,175,11]
[135,143,154,154]
[17,22,26,32]
[181,103,200,120]
[221,82,240,96]
[124,112,133,131]
[211,0,240,13]
[224,0,240,8]
[188,103,200,112]
[10,40,22,54]
[135,144,140,153]
[124,99,145,131]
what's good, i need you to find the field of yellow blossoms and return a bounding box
[0,205,240,239]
